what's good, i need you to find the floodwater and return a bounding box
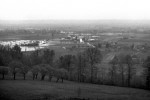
[20,46,45,51]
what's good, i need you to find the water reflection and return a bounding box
[20,46,44,51]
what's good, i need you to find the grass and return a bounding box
[0,79,150,100]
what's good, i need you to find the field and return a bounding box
[0,80,150,100]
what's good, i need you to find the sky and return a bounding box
[0,0,150,20]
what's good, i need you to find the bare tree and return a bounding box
[125,54,135,87]
[109,55,118,85]
[76,52,87,82]
[30,50,42,66]
[85,47,102,83]
[117,54,126,86]
[143,56,150,89]
[0,45,12,66]
[98,66,107,84]
[11,45,22,60]
[42,49,55,66]
[57,55,75,80]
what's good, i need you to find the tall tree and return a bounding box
[125,54,135,87]
[143,56,150,90]
[57,55,75,80]
[85,47,102,83]
[0,45,12,66]
[42,49,55,66]
[0,54,4,66]
[30,50,42,66]
[11,45,22,60]
[76,52,87,82]
[117,54,126,86]
[109,55,118,85]
[58,55,75,72]
[21,54,32,68]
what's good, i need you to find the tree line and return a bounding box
[0,44,150,90]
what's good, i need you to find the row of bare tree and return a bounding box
[0,44,150,90]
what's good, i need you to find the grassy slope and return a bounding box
[0,80,150,100]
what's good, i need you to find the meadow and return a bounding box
[0,79,150,100]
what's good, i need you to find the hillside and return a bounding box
[0,80,150,100]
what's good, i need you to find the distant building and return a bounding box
[60,39,76,44]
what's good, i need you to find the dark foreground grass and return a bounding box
[0,79,150,100]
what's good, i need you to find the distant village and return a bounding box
[0,31,99,51]
[0,30,149,55]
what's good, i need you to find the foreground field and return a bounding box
[0,80,150,100]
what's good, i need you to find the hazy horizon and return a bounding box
[1,20,150,28]
[0,0,150,20]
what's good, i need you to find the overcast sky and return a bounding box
[0,0,150,20]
